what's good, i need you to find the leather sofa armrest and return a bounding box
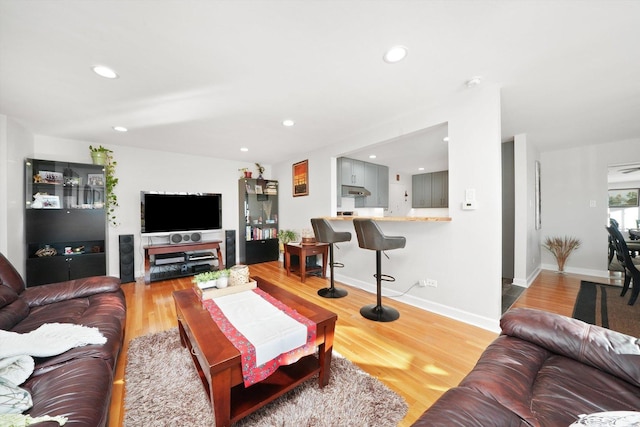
[21,276,122,307]
[501,308,640,387]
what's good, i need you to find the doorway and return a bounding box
[502,140,524,312]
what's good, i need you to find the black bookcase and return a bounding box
[238,178,279,264]
[25,158,107,286]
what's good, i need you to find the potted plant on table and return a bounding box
[278,229,299,266]
[216,269,230,288]
[193,271,217,289]
[543,235,581,273]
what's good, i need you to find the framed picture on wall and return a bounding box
[292,159,309,197]
[608,188,639,208]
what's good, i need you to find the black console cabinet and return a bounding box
[25,158,107,286]
[238,178,279,264]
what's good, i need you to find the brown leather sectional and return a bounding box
[0,252,126,426]
[413,308,640,426]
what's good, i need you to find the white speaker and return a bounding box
[169,232,202,244]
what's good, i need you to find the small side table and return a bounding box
[285,242,329,283]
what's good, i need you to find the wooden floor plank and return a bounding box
[109,263,617,426]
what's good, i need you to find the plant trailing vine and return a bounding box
[89,145,119,226]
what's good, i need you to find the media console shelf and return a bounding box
[144,241,224,284]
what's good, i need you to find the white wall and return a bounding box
[0,115,34,274]
[4,85,503,331]
[33,135,267,278]
[540,138,640,276]
[273,85,503,331]
[512,134,542,287]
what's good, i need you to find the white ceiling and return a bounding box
[1,1,639,175]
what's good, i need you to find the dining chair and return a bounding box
[606,225,640,305]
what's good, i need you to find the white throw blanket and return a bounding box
[0,323,106,421]
[0,323,106,359]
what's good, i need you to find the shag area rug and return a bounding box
[572,281,640,338]
[124,328,407,426]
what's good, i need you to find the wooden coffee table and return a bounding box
[173,276,337,427]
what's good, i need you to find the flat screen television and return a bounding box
[141,192,222,234]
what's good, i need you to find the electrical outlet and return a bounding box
[426,279,438,288]
[418,279,427,287]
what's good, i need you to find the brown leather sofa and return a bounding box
[0,252,126,426]
[413,308,640,426]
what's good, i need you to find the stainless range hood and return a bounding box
[341,185,371,197]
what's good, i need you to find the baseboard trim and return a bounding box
[334,274,501,333]
[540,263,610,278]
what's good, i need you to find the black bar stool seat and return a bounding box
[311,218,351,298]
[353,218,406,322]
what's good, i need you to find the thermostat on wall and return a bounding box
[462,201,478,210]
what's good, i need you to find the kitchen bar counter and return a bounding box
[324,216,451,222]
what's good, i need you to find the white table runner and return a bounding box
[212,291,307,366]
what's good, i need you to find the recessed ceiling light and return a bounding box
[383,46,408,64]
[282,119,295,127]
[418,167,425,171]
[443,136,449,142]
[92,65,119,79]
[369,154,377,159]
[240,147,249,152]
[466,76,482,88]
[112,126,128,132]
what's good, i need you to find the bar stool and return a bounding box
[353,218,406,322]
[311,218,351,298]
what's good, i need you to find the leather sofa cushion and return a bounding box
[413,309,640,427]
[532,354,640,426]
[20,276,121,308]
[0,286,29,330]
[457,335,640,426]
[11,291,126,374]
[0,253,26,295]
[0,285,18,308]
[458,335,550,425]
[22,357,113,426]
[502,308,640,388]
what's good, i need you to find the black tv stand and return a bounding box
[143,241,223,284]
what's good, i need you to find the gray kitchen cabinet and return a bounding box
[377,164,389,207]
[412,170,448,208]
[412,173,432,208]
[338,157,389,208]
[355,162,389,208]
[340,157,365,186]
[431,170,448,208]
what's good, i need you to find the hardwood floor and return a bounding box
[108,263,618,426]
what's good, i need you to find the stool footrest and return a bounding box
[374,273,395,282]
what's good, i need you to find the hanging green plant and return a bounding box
[89,145,119,226]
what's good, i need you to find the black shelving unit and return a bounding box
[238,178,279,264]
[25,158,107,286]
